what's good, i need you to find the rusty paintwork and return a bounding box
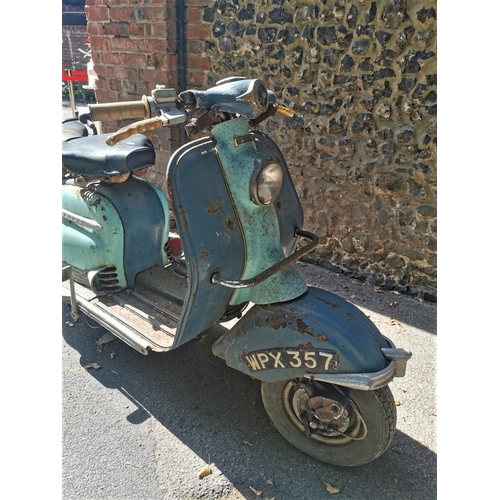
[210,117,308,305]
[297,341,314,349]
[296,318,313,335]
[224,217,236,231]
[166,136,246,348]
[207,200,223,214]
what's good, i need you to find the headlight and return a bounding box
[236,79,269,115]
[251,161,284,206]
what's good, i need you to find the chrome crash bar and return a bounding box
[211,229,318,289]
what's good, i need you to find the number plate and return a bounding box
[243,348,338,373]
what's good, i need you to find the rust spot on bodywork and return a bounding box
[208,200,223,214]
[91,198,101,207]
[317,297,341,309]
[297,318,313,336]
[317,333,329,342]
[298,342,314,349]
[267,318,287,330]
[224,217,235,231]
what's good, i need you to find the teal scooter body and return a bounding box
[62,77,411,467]
[62,177,170,293]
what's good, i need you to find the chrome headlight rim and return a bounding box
[250,161,284,206]
[235,79,270,115]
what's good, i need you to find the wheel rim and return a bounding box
[281,380,366,446]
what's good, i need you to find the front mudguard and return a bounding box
[212,287,411,390]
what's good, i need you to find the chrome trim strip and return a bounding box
[62,208,103,231]
[73,300,150,355]
[304,361,396,391]
[381,347,412,377]
[234,134,254,146]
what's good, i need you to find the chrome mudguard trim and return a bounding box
[381,347,412,377]
[304,361,396,391]
[304,338,412,391]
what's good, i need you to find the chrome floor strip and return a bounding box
[106,294,177,337]
[127,289,181,322]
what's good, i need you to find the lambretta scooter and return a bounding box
[62,77,411,467]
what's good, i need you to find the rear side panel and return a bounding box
[62,184,127,289]
[94,179,169,286]
[62,178,170,290]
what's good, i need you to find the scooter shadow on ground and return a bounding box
[62,300,436,499]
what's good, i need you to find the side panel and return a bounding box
[94,178,169,286]
[62,178,170,289]
[62,184,127,288]
[167,138,246,347]
[212,286,391,382]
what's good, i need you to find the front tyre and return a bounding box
[261,379,396,467]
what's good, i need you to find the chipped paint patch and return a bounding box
[267,318,287,330]
[224,216,235,231]
[207,200,223,214]
[297,318,313,336]
[297,341,314,349]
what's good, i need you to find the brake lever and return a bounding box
[105,108,187,146]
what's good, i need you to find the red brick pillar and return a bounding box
[84,0,192,196]
[85,0,179,104]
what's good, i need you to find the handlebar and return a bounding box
[78,78,299,146]
[87,96,151,122]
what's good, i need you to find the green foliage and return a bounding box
[62,83,96,103]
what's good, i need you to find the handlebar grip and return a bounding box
[89,96,151,122]
[105,116,164,146]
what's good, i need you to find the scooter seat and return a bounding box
[62,118,89,142]
[62,131,156,177]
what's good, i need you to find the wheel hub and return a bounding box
[291,384,352,438]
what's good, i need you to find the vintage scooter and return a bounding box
[62,77,411,467]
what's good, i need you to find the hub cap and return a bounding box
[284,381,366,445]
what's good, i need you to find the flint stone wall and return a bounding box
[86,0,437,301]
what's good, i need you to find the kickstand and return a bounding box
[62,265,80,321]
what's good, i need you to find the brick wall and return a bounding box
[84,0,437,301]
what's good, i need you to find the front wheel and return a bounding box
[261,379,396,467]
